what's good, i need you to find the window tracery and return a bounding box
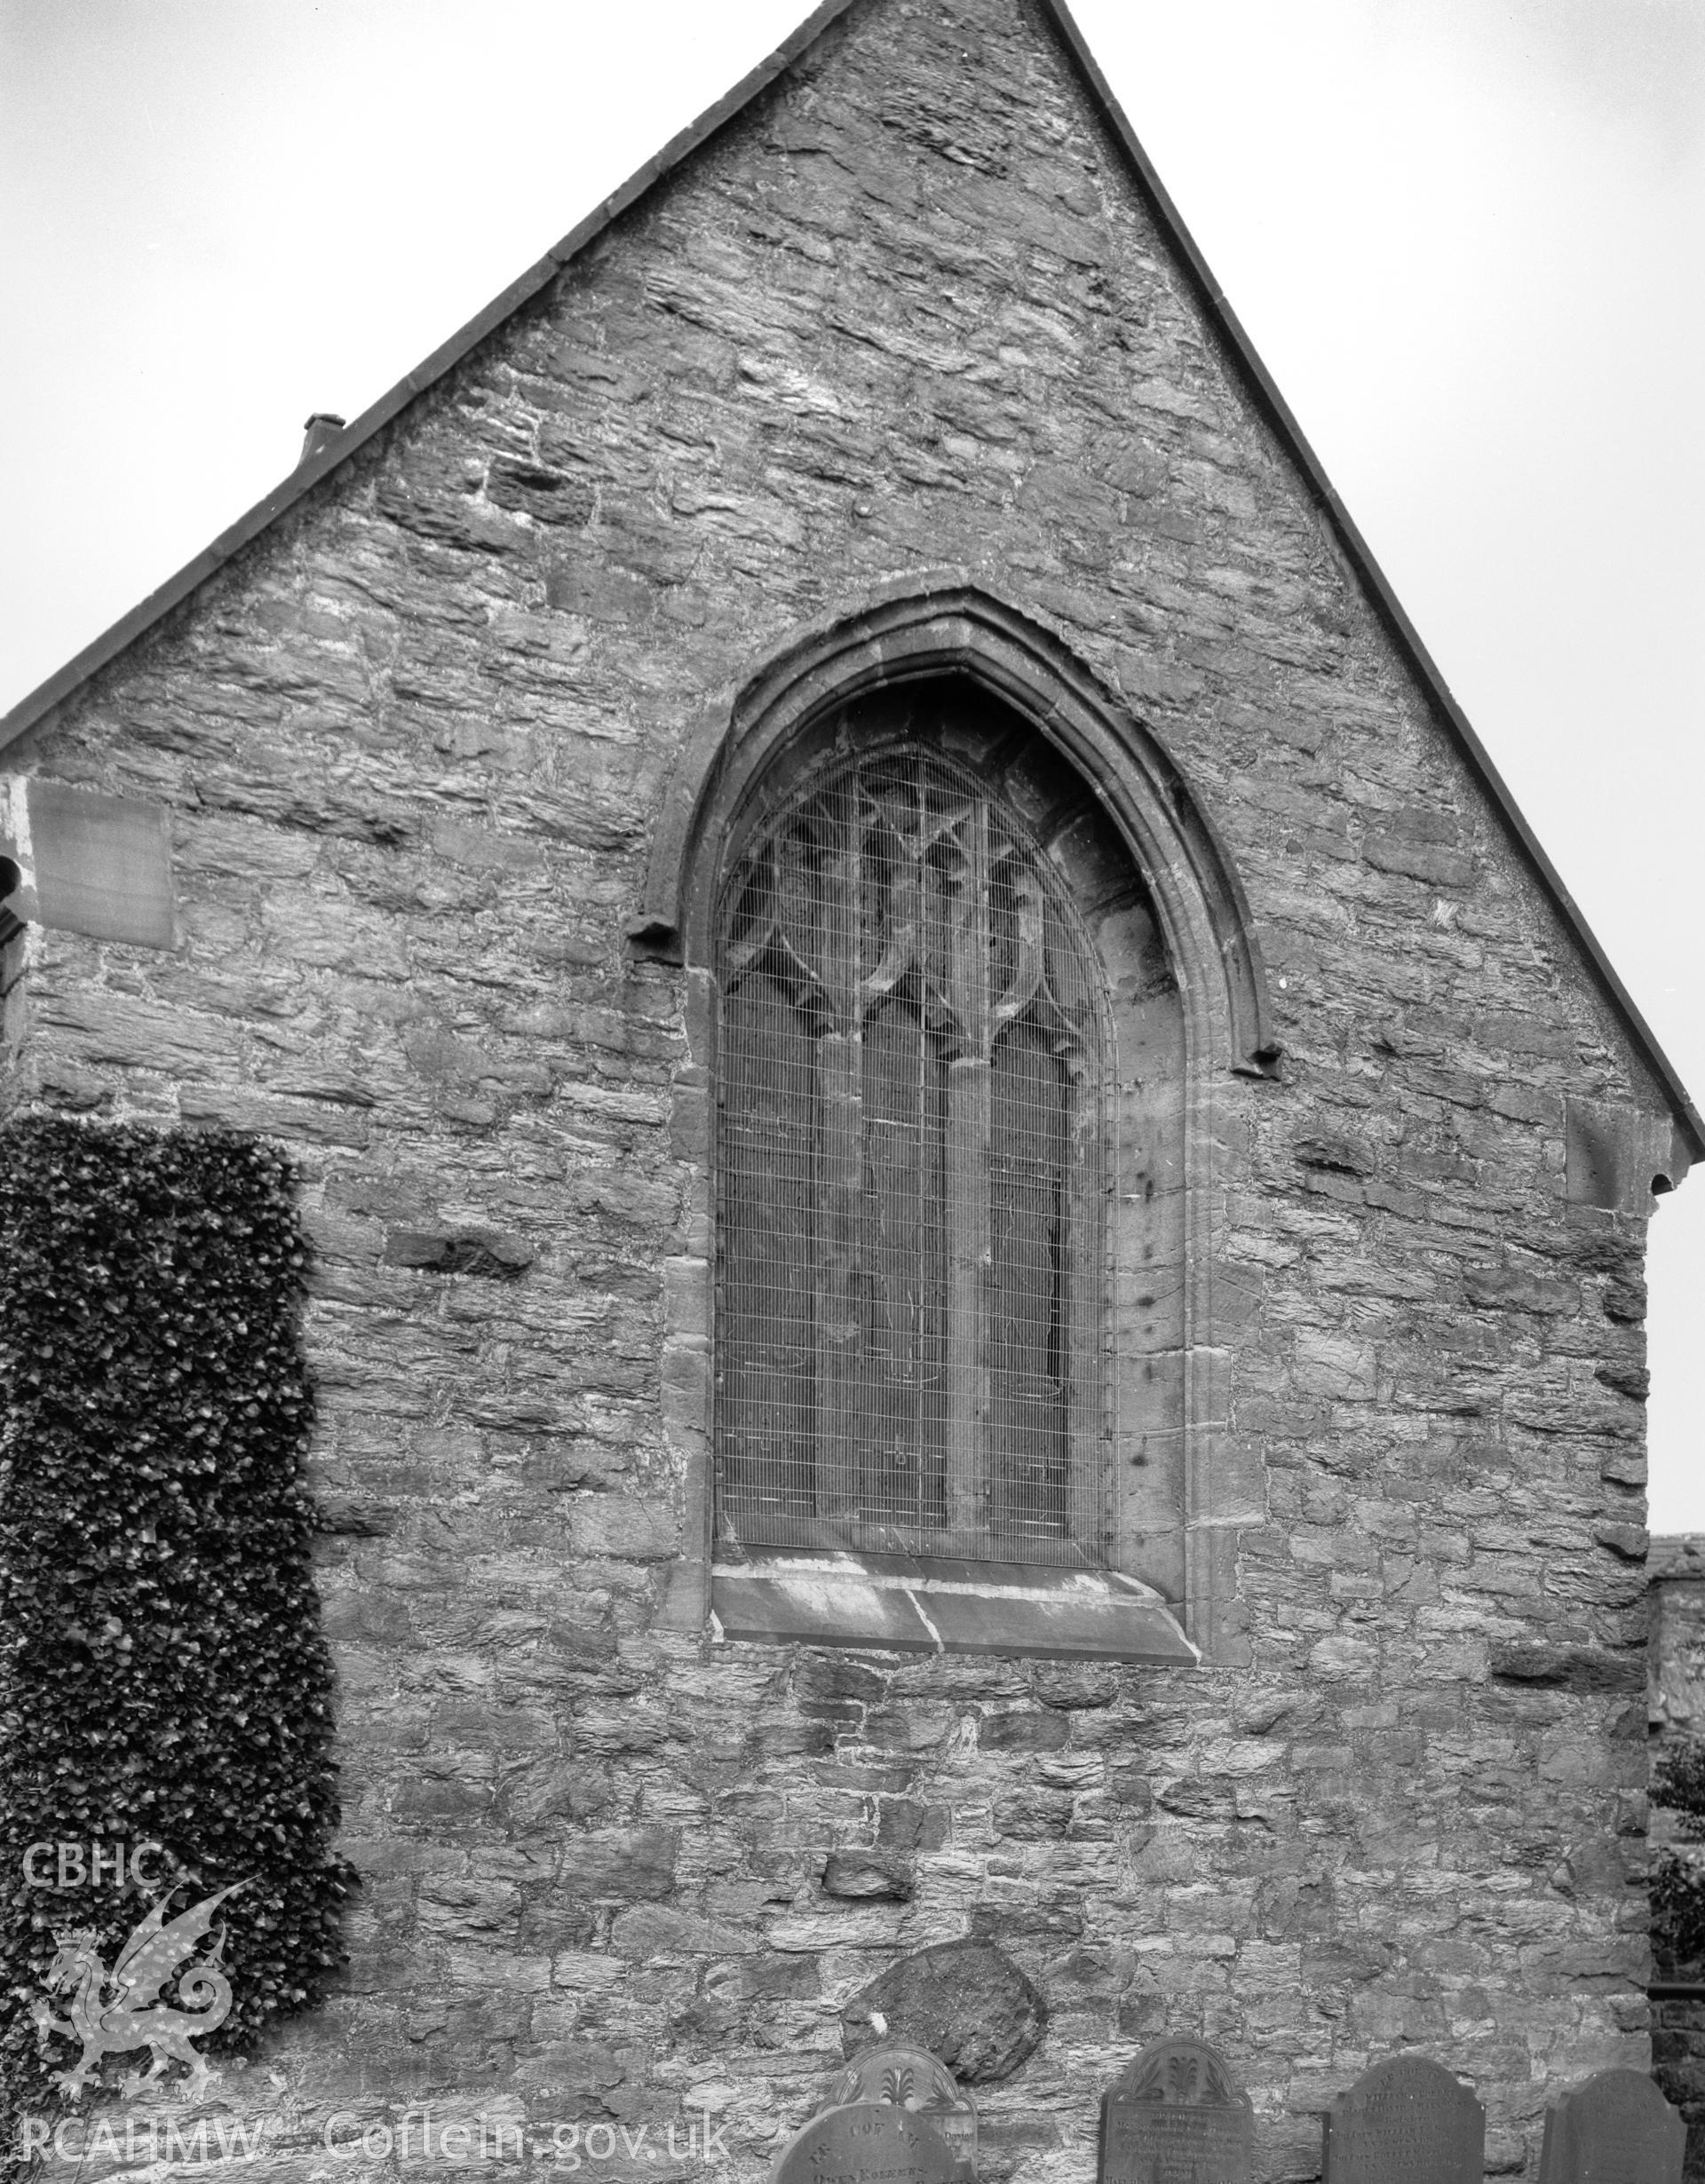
[715,746,1107,1565]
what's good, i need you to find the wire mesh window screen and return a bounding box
[715,748,1108,1565]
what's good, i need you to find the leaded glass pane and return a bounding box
[714,747,1105,1564]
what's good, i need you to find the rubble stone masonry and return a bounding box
[0,0,1681,2175]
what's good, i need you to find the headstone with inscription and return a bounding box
[1537,2069,1684,2184]
[1098,2038,1255,2184]
[1322,2055,1483,2184]
[773,2102,961,2184]
[822,2046,978,2175]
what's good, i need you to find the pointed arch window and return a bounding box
[715,746,1108,1567]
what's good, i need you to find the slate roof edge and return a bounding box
[2,0,1698,1160]
[1035,0,1704,1166]
[1650,1534,1705,1581]
[0,0,862,757]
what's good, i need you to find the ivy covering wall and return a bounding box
[0,1119,353,2123]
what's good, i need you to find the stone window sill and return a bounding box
[709,1548,1197,1664]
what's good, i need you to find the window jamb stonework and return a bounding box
[651,583,1274,1667]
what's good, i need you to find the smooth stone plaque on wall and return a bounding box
[1322,2055,1484,2184]
[823,2046,978,2175]
[1537,2069,1685,2183]
[1098,2038,1255,2184]
[773,2103,961,2184]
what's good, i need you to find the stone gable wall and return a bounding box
[3,0,1669,2176]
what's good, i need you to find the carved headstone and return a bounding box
[1322,2055,1484,2183]
[842,1943,1046,2085]
[1537,2069,1685,2184]
[823,2046,978,2175]
[1098,2037,1255,2184]
[773,2103,960,2184]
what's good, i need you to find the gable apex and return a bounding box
[2,0,1698,1163]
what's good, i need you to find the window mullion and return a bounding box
[813,798,861,1523]
[945,799,991,1547]
[1065,1050,1104,1555]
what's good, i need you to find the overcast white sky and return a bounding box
[3,0,1701,1523]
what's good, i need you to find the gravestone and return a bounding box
[823,2046,978,2175]
[1537,2069,1685,2183]
[1322,2055,1483,2183]
[773,2102,961,2184]
[1098,2037,1255,2184]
